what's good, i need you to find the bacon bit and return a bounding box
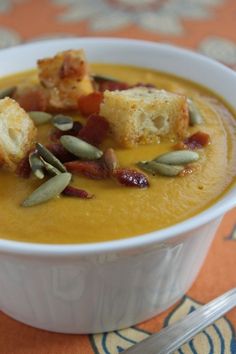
[98,80,130,92]
[16,152,31,178]
[59,54,86,80]
[184,131,211,150]
[64,160,109,180]
[78,114,109,146]
[50,121,83,142]
[46,143,76,163]
[49,129,64,143]
[14,89,48,112]
[174,131,211,150]
[62,185,93,199]
[69,121,83,136]
[112,168,149,188]
[97,80,156,92]
[78,92,104,116]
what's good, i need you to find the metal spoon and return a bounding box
[123,287,236,354]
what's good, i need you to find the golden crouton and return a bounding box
[100,87,189,147]
[13,83,48,112]
[37,49,94,110]
[0,98,37,170]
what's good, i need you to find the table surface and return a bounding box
[0,0,235,353]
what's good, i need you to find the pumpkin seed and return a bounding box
[187,98,203,125]
[29,111,52,125]
[137,161,154,175]
[41,159,61,176]
[52,114,74,131]
[92,74,119,82]
[36,142,67,172]
[29,152,45,179]
[154,150,199,165]
[103,148,118,171]
[22,172,72,207]
[138,161,184,177]
[60,135,103,160]
[0,86,16,99]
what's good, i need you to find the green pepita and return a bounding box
[60,135,103,160]
[0,86,16,99]
[187,98,203,125]
[52,114,74,131]
[36,142,67,173]
[29,152,45,179]
[22,173,72,207]
[29,111,52,125]
[41,159,61,176]
[138,161,184,177]
[154,150,199,165]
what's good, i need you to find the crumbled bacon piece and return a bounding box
[98,80,130,92]
[16,152,31,178]
[64,160,109,180]
[46,143,76,163]
[184,131,211,150]
[14,88,48,112]
[78,92,103,116]
[78,114,109,146]
[112,168,149,188]
[68,121,83,136]
[175,131,211,150]
[49,129,64,143]
[95,77,155,92]
[50,121,83,142]
[62,185,93,199]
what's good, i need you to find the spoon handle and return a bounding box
[123,288,236,354]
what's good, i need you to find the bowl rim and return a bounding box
[0,37,235,256]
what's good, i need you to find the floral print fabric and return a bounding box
[0,1,235,353]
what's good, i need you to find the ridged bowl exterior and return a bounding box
[0,218,221,333]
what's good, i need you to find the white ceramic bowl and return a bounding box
[0,38,235,334]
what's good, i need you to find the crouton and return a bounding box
[13,84,48,112]
[0,97,37,170]
[100,87,189,147]
[37,49,94,110]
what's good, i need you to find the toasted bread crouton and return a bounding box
[100,87,189,147]
[37,49,94,110]
[12,74,48,112]
[0,98,37,170]
[13,84,48,112]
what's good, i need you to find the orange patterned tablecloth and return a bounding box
[0,1,236,353]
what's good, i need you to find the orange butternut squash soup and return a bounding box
[0,55,235,244]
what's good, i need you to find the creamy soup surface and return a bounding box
[0,63,235,244]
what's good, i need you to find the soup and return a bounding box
[0,63,235,244]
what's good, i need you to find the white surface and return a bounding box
[0,218,221,333]
[0,38,235,333]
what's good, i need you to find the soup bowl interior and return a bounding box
[0,38,235,333]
